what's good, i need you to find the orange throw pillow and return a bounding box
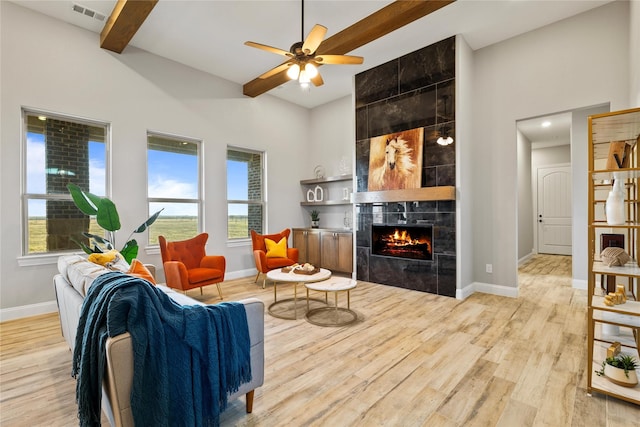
[127,259,156,284]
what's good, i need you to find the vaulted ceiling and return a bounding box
[11,0,614,109]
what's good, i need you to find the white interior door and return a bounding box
[537,166,572,255]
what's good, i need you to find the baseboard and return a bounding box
[0,300,58,322]
[518,251,535,266]
[225,268,257,281]
[572,278,587,290]
[456,283,476,300]
[460,282,519,299]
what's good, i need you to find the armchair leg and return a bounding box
[246,390,254,413]
[254,272,261,283]
[216,282,223,300]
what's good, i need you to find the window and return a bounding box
[227,147,264,240]
[22,109,108,255]
[147,133,201,245]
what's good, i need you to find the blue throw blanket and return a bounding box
[72,272,251,427]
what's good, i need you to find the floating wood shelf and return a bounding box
[353,186,455,203]
[300,174,353,185]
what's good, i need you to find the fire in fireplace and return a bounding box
[371,224,433,261]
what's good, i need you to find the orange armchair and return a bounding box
[250,229,299,288]
[159,233,226,299]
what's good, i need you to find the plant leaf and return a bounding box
[67,183,98,216]
[133,209,164,233]
[70,237,93,255]
[82,232,112,247]
[96,198,121,232]
[120,239,138,263]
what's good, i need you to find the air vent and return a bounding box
[72,3,106,22]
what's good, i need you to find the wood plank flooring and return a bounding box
[1,254,639,426]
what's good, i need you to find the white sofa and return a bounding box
[53,254,264,426]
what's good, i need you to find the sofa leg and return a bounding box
[245,390,254,413]
[216,282,223,300]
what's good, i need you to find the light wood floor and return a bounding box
[1,255,639,426]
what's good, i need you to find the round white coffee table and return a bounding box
[266,268,331,320]
[305,277,358,327]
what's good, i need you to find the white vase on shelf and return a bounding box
[605,173,625,225]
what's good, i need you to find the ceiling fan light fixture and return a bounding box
[299,68,311,85]
[287,63,301,80]
[304,63,318,78]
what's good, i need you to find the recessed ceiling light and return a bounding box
[541,121,551,128]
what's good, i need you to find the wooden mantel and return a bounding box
[353,186,455,203]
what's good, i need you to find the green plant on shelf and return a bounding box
[596,354,639,378]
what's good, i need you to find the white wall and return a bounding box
[570,104,609,288]
[0,2,310,317]
[517,130,533,262]
[307,96,355,230]
[631,0,640,107]
[531,145,571,169]
[456,35,475,297]
[471,1,630,291]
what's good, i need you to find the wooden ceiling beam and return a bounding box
[100,0,158,53]
[243,0,455,98]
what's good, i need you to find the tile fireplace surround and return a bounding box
[354,36,456,297]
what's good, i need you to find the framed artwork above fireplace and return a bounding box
[367,127,424,191]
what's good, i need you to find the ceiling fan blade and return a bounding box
[315,54,364,65]
[257,62,293,80]
[244,0,455,98]
[302,24,327,55]
[245,41,293,57]
[311,72,324,87]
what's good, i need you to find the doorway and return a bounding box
[536,164,572,255]
[516,104,609,291]
[517,111,572,261]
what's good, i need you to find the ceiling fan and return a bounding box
[244,0,364,89]
[243,0,456,98]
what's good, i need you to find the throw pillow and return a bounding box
[127,259,156,284]
[88,249,130,272]
[265,237,287,258]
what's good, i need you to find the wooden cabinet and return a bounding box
[293,228,353,274]
[587,107,640,405]
[293,228,321,266]
[321,231,353,274]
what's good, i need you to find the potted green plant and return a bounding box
[596,353,639,387]
[67,183,163,263]
[310,210,320,228]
